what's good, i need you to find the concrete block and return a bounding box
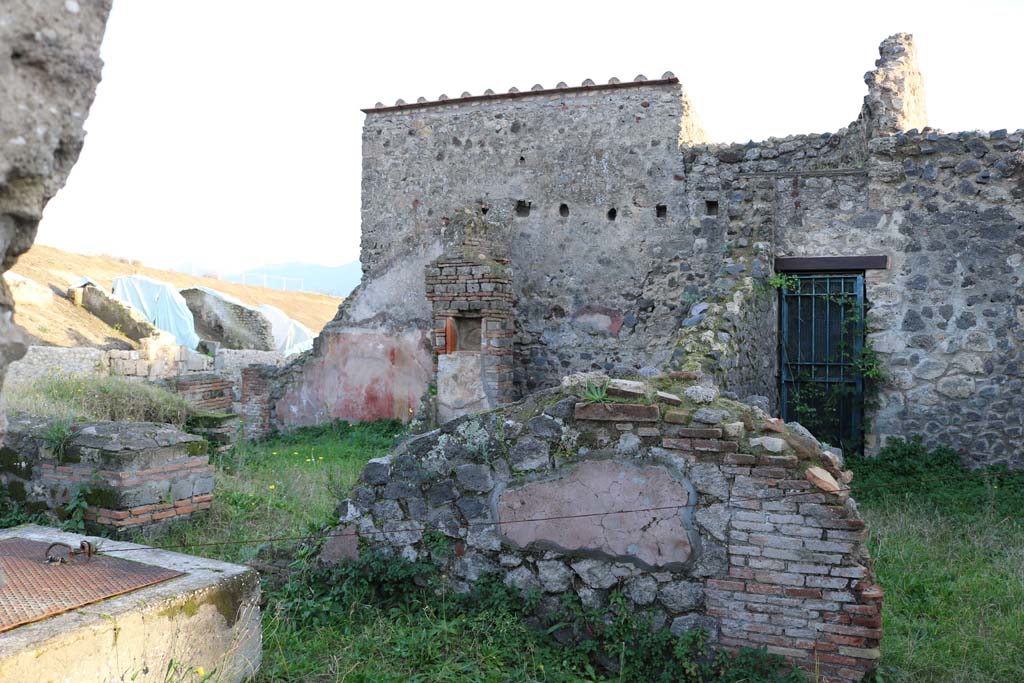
[0,525,261,683]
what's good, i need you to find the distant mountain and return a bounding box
[221,261,362,297]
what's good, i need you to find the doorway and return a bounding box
[779,272,866,453]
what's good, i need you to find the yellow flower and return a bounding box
[196,667,205,677]
[292,451,298,455]
[268,484,276,490]
[305,458,312,462]
[318,456,323,460]
[272,451,278,455]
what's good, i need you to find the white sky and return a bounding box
[36,0,1024,275]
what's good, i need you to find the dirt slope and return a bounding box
[7,244,344,349]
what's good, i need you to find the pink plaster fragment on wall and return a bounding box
[498,460,693,569]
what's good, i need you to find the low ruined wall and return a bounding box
[1,416,214,532]
[74,284,159,342]
[215,348,285,396]
[161,373,233,413]
[243,323,432,437]
[327,375,882,681]
[3,346,107,386]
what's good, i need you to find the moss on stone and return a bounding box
[156,573,251,627]
[84,486,120,509]
[185,439,209,456]
[6,480,27,502]
[186,412,235,429]
[0,446,31,477]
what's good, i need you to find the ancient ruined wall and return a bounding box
[73,284,159,342]
[262,324,433,432]
[261,78,714,428]
[0,1,111,389]
[263,33,1022,470]
[2,344,107,386]
[771,131,1024,466]
[865,132,1023,466]
[326,374,882,681]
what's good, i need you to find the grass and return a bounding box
[848,438,1024,683]
[1,373,189,424]
[862,505,1024,683]
[148,420,403,565]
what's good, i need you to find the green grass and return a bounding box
[849,438,1024,683]
[863,504,1024,683]
[148,420,403,565]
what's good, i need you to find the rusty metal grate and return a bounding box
[0,537,183,633]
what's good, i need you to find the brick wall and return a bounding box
[240,365,273,440]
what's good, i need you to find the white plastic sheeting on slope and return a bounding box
[257,303,314,356]
[112,275,200,349]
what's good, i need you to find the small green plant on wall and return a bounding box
[582,380,608,403]
[768,273,800,291]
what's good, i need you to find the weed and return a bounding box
[60,485,92,533]
[767,273,800,291]
[42,420,74,461]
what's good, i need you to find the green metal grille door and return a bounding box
[779,273,865,453]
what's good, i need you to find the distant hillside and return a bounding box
[7,244,343,349]
[220,261,362,298]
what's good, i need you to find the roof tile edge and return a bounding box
[362,77,680,114]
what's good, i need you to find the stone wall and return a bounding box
[244,323,433,436]
[259,76,714,428]
[260,33,1022,466]
[180,287,276,351]
[3,345,107,386]
[1,416,214,532]
[325,374,882,681]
